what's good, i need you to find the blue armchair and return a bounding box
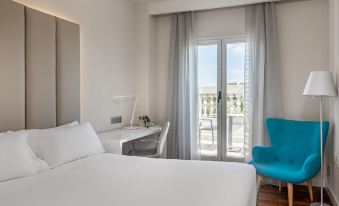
[249,118,329,206]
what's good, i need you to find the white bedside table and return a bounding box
[98,126,162,155]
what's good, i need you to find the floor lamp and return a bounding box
[303,71,337,206]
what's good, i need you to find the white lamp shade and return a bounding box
[303,71,338,97]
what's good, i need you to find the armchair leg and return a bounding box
[256,175,263,192]
[287,183,293,206]
[307,180,314,201]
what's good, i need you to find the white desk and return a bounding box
[98,127,162,155]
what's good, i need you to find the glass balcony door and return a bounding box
[222,40,246,162]
[197,37,245,162]
[197,40,221,160]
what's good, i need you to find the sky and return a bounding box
[197,42,245,86]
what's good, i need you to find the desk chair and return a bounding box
[128,122,170,158]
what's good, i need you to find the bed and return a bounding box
[0,153,256,206]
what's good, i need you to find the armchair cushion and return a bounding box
[250,154,320,184]
[249,118,329,184]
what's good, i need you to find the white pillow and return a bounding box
[36,122,105,168]
[25,121,80,157]
[0,132,48,182]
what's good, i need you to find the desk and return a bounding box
[98,127,162,155]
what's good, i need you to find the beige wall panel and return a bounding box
[56,18,80,126]
[25,7,56,129]
[0,0,25,131]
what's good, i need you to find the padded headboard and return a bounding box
[0,0,80,131]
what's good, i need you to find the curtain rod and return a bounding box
[277,0,313,4]
[148,0,281,16]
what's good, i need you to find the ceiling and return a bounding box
[132,0,172,3]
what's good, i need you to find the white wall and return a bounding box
[134,3,156,121]
[276,0,329,121]
[13,0,137,132]
[149,14,172,124]
[132,3,171,124]
[328,0,339,203]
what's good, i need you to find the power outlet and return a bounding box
[335,152,339,167]
[111,116,122,124]
[327,165,331,177]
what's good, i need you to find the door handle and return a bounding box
[217,91,222,103]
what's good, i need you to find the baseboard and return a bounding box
[326,186,339,206]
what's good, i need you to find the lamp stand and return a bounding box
[123,97,139,130]
[310,96,330,206]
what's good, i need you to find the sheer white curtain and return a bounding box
[166,12,200,160]
[244,2,283,162]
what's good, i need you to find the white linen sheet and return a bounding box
[0,153,257,206]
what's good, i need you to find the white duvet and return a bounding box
[0,153,256,206]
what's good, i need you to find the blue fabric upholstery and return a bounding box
[249,118,329,184]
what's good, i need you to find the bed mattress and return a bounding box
[0,153,256,206]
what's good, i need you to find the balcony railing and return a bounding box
[199,85,244,118]
[198,85,245,158]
